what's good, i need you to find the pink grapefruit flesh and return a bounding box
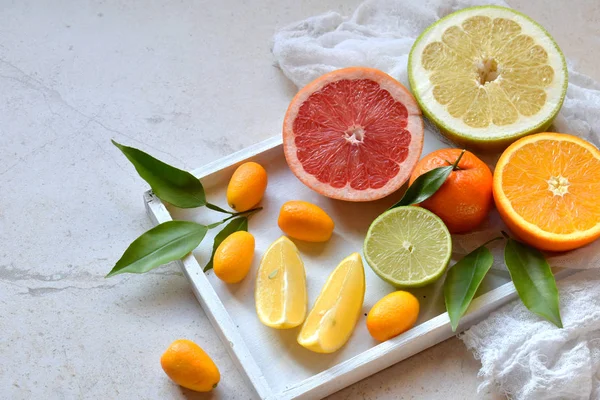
[283,67,424,202]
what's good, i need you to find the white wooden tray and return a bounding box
[144,134,574,400]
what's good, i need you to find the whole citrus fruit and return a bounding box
[366,291,420,342]
[493,132,600,251]
[277,200,334,242]
[227,162,267,212]
[160,339,220,392]
[409,148,493,233]
[213,231,255,283]
[283,67,424,202]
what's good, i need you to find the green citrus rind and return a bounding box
[363,206,452,288]
[407,6,568,151]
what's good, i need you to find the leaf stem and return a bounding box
[206,202,236,214]
[207,207,262,229]
[237,206,262,218]
[451,149,466,171]
[207,216,235,229]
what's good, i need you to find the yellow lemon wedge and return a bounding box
[297,252,365,353]
[255,236,307,329]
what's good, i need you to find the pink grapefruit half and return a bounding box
[283,67,424,202]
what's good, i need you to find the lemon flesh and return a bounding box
[297,252,365,353]
[255,236,307,329]
[408,6,567,148]
[363,207,452,288]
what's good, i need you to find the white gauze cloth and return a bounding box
[272,0,600,398]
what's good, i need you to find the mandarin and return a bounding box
[409,149,493,233]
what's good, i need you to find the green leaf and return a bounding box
[444,246,494,331]
[391,149,465,208]
[112,140,206,208]
[504,238,563,328]
[106,221,208,277]
[206,203,235,215]
[203,217,248,272]
[391,165,453,208]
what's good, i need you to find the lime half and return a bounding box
[408,6,568,149]
[364,207,452,288]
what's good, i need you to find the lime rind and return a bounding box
[363,206,452,288]
[407,5,568,149]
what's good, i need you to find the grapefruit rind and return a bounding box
[408,6,568,149]
[283,67,424,202]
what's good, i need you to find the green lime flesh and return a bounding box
[363,207,452,288]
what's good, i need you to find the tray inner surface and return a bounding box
[168,142,511,394]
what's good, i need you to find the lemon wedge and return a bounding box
[255,236,307,329]
[297,252,365,353]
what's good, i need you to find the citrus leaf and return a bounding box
[391,165,452,208]
[112,140,206,208]
[106,221,207,277]
[206,203,235,214]
[444,246,494,331]
[203,217,248,272]
[504,238,563,328]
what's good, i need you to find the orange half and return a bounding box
[493,132,600,251]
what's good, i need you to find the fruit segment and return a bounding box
[297,252,365,353]
[255,236,307,329]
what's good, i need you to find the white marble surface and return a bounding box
[1,1,599,399]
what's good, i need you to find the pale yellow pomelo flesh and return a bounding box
[408,6,567,149]
[297,252,365,353]
[255,236,307,329]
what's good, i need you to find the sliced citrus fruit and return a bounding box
[364,207,452,287]
[408,6,567,149]
[255,236,307,329]
[493,132,600,251]
[297,252,365,353]
[283,67,424,202]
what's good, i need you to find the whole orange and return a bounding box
[409,149,493,234]
[366,291,420,342]
[160,339,220,392]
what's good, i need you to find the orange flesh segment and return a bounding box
[501,139,600,234]
[293,79,411,191]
